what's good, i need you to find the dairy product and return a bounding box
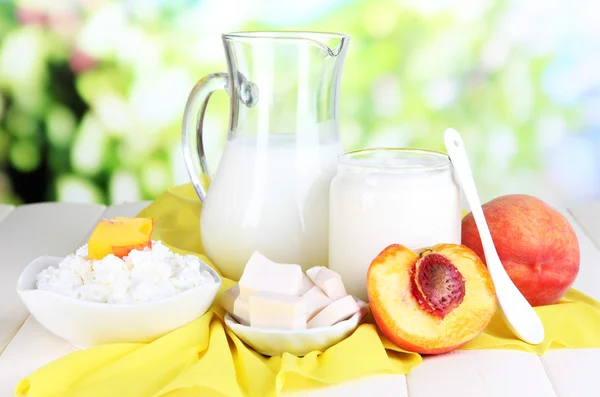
[307,295,360,329]
[200,134,342,280]
[35,241,216,304]
[306,266,347,300]
[302,286,332,320]
[238,251,304,300]
[248,292,307,330]
[299,274,314,296]
[221,285,250,325]
[329,149,462,301]
[223,252,360,330]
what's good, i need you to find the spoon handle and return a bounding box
[444,128,545,345]
[443,129,497,266]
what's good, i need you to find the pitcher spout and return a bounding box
[305,32,349,58]
[327,38,347,57]
[223,31,349,57]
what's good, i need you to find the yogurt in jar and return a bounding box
[328,149,462,301]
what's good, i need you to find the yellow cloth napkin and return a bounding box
[16,183,600,397]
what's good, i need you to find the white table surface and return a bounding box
[0,201,599,397]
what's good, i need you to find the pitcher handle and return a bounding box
[181,72,229,202]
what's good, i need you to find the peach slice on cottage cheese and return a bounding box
[87,217,154,260]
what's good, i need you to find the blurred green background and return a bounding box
[1,0,599,208]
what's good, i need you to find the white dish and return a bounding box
[224,297,369,356]
[16,255,221,348]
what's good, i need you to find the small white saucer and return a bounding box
[224,297,368,357]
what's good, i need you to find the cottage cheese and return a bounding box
[36,241,216,304]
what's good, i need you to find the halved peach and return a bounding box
[88,217,154,260]
[367,243,497,355]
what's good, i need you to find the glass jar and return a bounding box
[328,148,463,301]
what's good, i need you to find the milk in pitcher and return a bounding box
[201,134,342,280]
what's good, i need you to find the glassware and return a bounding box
[328,148,463,301]
[182,32,349,280]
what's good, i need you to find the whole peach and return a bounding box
[461,194,580,306]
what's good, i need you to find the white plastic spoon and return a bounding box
[443,128,545,345]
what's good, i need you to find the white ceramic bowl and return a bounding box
[16,256,222,348]
[224,298,369,356]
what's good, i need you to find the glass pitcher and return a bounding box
[181,32,349,280]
